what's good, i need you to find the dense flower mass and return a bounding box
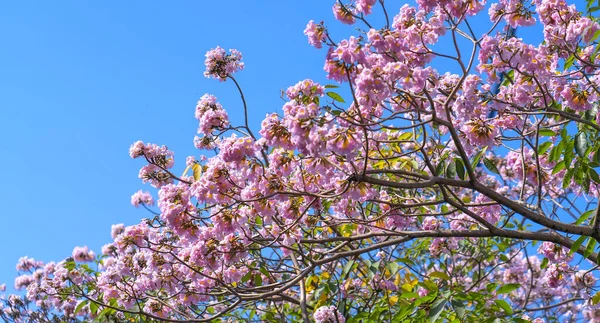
[4,1,600,322]
[203,46,244,81]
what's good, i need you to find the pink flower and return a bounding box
[15,256,43,272]
[14,275,34,290]
[72,246,95,262]
[204,47,244,81]
[314,305,345,323]
[332,3,355,25]
[129,140,145,158]
[330,37,366,65]
[219,135,257,163]
[304,20,325,49]
[355,0,376,15]
[110,223,125,239]
[130,190,154,208]
[195,94,230,135]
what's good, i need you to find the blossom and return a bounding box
[195,94,230,135]
[110,223,125,239]
[204,47,244,81]
[130,190,154,207]
[15,256,43,272]
[71,246,95,262]
[355,0,376,15]
[314,305,345,323]
[304,20,325,49]
[332,3,355,25]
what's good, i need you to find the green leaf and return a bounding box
[64,260,76,270]
[563,168,575,189]
[497,283,520,294]
[324,84,339,88]
[89,301,98,315]
[537,141,553,155]
[569,235,588,256]
[575,210,595,225]
[342,259,355,278]
[429,298,447,323]
[590,29,600,42]
[501,70,514,86]
[483,158,500,175]
[540,257,549,269]
[585,238,597,259]
[435,161,445,176]
[429,271,450,281]
[592,292,600,305]
[259,266,270,277]
[470,147,487,169]
[451,299,465,320]
[446,160,456,179]
[564,54,576,70]
[254,274,263,286]
[552,161,566,175]
[494,299,513,314]
[590,168,600,183]
[74,300,88,315]
[589,6,600,13]
[326,91,345,103]
[539,129,556,136]
[455,158,466,180]
[575,132,588,158]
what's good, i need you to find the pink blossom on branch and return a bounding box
[130,190,154,207]
[204,46,244,81]
[71,246,95,262]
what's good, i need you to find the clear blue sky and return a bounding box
[0,1,340,290]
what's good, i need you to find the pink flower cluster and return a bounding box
[304,20,325,49]
[314,305,345,323]
[195,94,230,136]
[204,46,244,81]
[71,246,95,262]
[130,190,154,207]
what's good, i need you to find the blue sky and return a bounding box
[0,1,340,290]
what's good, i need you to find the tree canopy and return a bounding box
[3,0,600,322]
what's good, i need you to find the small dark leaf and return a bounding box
[483,158,500,174]
[429,298,447,322]
[455,158,466,180]
[435,161,445,176]
[575,132,588,158]
[446,161,456,179]
[590,168,600,183]
[451,299,465,320]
